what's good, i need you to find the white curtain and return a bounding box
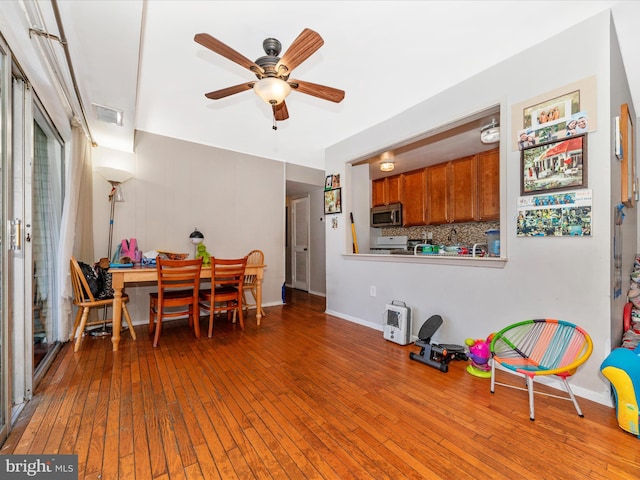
[57,121,94,341]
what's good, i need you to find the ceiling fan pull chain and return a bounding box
[272,104,278,130]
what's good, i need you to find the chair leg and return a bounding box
[190,303,200,338]
[149,299,156,335]
[70,307,83,342]
[526,375,535,421]
[122,304,137,340]
[562,377,584,417]
[152,313,162,348]
[208,304,214,338]
[74,307,90,352]
[490,358,496,393]
[237,299,244,330]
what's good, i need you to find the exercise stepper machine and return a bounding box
[409,314,467,372]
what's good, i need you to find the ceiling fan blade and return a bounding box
[205,82,255,100]
[289,79,345,103]
[195,33,264,75]
[276,28,324,74]
[273,101,289,121]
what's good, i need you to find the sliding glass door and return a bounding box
[31,108,63,373]
[0,32,64,439]
[0,33,10,445]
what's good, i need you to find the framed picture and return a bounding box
[521,134,587,195]
[324,188,342,214]
[325,175,333,190]
[523,90,580,131]
[620,103,635,207]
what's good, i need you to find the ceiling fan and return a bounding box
[194,28,345,129]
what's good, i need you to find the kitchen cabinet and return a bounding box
[426,163,449,224]
[372,175,402,206]
[449,154,477,223]
[426,154,480,224]
[477,148,500,221]
[401,169,427,226]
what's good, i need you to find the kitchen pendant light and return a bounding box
[480,118,500,144]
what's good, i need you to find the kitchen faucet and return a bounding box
[447,227,458,244]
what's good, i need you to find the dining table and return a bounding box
[108,262,266,351]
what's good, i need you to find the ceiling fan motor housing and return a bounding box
[255,38,285,79]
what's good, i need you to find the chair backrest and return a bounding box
[214,256,248,289]
[156,257,203,297]
[243,249,263,285]
[490,319,593,376]
[70,256,95,302]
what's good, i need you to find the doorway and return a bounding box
[291,196,310,292]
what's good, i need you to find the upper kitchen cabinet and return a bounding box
[426,162,449,224]
[449,154,478,223]
[477,148,500,221]
[426,155,477,225]
[401,168,427,226]
[372,175,402,206]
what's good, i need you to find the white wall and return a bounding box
[325,11,633,406]
[92,131,286,322]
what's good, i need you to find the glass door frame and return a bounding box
[0,32,12,446]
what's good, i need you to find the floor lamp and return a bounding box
[93,166,134,335]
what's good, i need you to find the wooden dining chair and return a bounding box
[69,256,136,352]
[242,249,265,319]
[149,257,203,348]
[199,256,247,337]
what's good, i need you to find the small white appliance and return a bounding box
[383,300,412,345]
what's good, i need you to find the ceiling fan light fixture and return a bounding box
[254,77,291,105]
[480,118,500,144]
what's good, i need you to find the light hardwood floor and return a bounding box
[2,289,639,479]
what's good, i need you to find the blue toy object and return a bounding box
[600,344,640,437]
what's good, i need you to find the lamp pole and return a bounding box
[107,180,120,259]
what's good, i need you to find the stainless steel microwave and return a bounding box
[371,203,402,227]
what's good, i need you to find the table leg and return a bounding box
[256,277,263,326]
[112,283,123,352]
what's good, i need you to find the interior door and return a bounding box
[291,196,310,291]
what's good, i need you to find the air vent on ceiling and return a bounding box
[93,103,123,126]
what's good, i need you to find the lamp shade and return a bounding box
[95,166,134,184]
[253,77,291,105]
[189,228,204,245]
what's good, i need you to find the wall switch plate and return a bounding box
[370,286,376,297]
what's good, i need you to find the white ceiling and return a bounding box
[8,1,640,174]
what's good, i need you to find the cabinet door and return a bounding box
[401,169,427,226]
[477,148,500,221]
[372,175,402,206]
[372,178,386,207]
[386,175,402,204]
[426,163,449,225]
[449,155,477,223]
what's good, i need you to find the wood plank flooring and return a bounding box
[2,289,639,479]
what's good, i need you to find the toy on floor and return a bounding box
[465,335,494,378]
[409,314,467,373]
[600,344,640,437]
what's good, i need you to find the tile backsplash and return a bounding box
[381,221,499,246]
